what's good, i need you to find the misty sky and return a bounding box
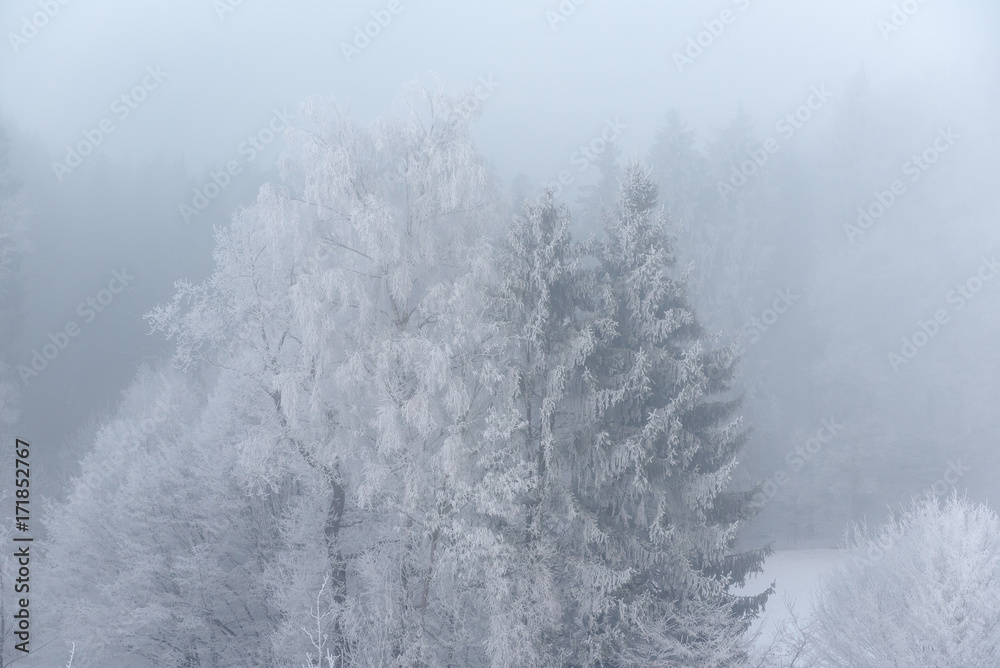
[2,0,996,184]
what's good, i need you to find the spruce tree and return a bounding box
[564,163,771,666]
[479,193,592,666]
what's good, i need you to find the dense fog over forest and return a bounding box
[0,1,999,666]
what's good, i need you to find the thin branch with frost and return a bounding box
[302,574,339,668]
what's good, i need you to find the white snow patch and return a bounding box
[734,548,847,646]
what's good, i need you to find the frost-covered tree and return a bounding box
[43,364,283,667]
[146,178,354,665]
[42,88,781,667]
[148,81,509,666]
[809,494,1000,668]
[483,174,772,666]
[276,84,506,667]
[563,164,770,666]
[475,194,592,666]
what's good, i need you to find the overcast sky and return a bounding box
[2,0,996,186]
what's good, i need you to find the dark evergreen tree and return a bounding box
[478,193,592,665]
[564,164,771,665]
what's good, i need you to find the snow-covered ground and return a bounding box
[736,549,848,646]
